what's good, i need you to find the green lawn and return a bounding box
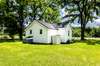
[0,40,100,66]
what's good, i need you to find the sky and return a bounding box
[60,7,100,28]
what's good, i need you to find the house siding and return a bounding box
[25,21,49,43]
[48,29,58,43]
[64,24,72,41]
[25,20,72,44]
[58,28,68,43]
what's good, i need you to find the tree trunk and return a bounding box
[80,12,85,40]
[19,29,23,40]
[18,5,24,40]
[81,22,85,40]
[18,21,23,40]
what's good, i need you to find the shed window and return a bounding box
[30,30,32,34]
[40,29,42,34]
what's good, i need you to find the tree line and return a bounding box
[0,0,99,40]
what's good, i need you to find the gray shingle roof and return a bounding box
[37,21,58,30]
[25,20,67,30]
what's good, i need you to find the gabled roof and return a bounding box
[25,20,69,30]
[37,21,58,30]
[25,20,58,30]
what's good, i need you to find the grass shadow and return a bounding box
[73,39,100,45]
[23,42,52,45]
[0,39,20,43]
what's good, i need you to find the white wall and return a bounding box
[58,28,68,43]
[48,29,58,43]
[25,21,49,43]
[25,21,72,43]
[47,24,72,43]
[65,24,72,41]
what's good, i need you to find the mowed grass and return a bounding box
[0,39,100,66]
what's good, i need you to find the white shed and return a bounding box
[24,20,72,44]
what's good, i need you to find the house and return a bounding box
[24,20,72,44]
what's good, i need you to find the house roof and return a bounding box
[25,20,69,30]
[25,20,59,30]
[37,21,58,30]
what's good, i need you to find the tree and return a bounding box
[0,0,19,39]
[4,15,18,39]
[15,0,61,40]
[0,0,60,40]
[24,0,60,22]
[0,0,5,28]
[62,0,100,40]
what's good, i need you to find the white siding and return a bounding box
[25,21,72,43]
[25,21,49,43]
[48,29,58,43]
[58,28,68,43]
[64,24,72,41]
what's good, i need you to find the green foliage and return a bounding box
[72,28,81,37]
[72,27,99,37]
[63,0,99,40]
[0,0,61,40]
[27,0,60,22]
[4,15,18,36]
[0,0,18,39]
[93,27,100,37]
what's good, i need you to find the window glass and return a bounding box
[30,30,32,34]
[40,29,42,34]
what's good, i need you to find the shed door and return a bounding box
[51,35,61,44]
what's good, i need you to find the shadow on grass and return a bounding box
[0,39,100,45]
[24,42,52,45]
[0,39,20,43]
[73,39,100,45]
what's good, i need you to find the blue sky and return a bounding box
[60,7,100,27]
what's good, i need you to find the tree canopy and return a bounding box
[0,0,61,40]
[62,0,100,40]
[0,0,99,40]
